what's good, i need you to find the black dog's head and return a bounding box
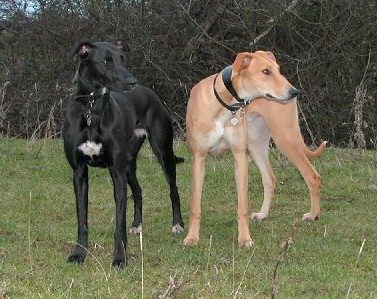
[71,41,137,93]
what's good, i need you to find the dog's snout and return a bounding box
[289,87,299,98]
[125,77,138,91]
[118,71,137,91]
[127,82,137,90]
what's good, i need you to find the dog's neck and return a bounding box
[73,86,110,127]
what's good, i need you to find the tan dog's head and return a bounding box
[231,51,298,102]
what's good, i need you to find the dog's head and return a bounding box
[71,41,137,93]
[231,51,298,102]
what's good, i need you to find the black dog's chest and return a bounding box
[74,118,108,167]
[76,139,106,167]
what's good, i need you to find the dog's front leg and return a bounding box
[233,149,253,248]
[109,166,128,268]
[68,165,89,264]
[183,153,207,245]
[228,122,253,248]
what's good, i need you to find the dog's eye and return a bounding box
[263,69,270,75]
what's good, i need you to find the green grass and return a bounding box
[0,137,376,298]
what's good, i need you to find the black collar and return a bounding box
[222,66,245,103]
[213,66,251,112]
[73,87,110,126]
[74,87,110,104]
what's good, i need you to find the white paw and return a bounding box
[239,239,254,248]
[302,213,319,221]
[129,224,142,234]
[250,212,268,221]
[172,224,184,234]
[183,237,198,246]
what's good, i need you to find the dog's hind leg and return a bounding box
[148,131,184,234]
[68,165,89,264]
[247,114,276,221]
[109,164,128,267]
[164,156,185,234]
[273,132,321,221]
[127,134,146,234]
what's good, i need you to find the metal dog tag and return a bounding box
[230,116,239,126]
[86,110,92,126]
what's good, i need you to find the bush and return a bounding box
[0,0,376,148]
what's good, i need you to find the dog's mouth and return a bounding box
[265,93,288,101]
[265,93,276,100]
[125,82,137,91]
[265,88,299,102]
[121,78,138,92]
[111,81,137,92]
[265,87,299,102]
[265,92,294,102]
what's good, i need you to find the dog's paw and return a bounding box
[250,212,268,221]
[129,224,142,234]
[112,258,126,268]
[67,253,86,264]
[302,212,320,221]
[183,236,199,246]
[238,239,254,248]
[172,224,184,234]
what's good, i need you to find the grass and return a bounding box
[0,137,376,298]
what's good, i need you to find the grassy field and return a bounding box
[0,137,376,298]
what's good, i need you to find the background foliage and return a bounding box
[0,0,376,147]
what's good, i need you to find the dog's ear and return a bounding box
[70,42,94,60]
[106,38,130,52]
[232,52,252,73]
[265,51,276,62]
[115,40,130,52]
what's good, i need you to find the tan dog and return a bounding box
[183,51,325,247]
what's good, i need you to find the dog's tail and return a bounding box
[304,141,327,158]
[175,155,185,164]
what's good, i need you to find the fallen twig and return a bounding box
[159,274,180,299]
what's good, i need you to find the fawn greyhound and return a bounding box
[183,51,325,247]
[64,41,184,267]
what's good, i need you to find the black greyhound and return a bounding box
[64,41,184,267]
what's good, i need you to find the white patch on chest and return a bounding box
[78,141,103,158]
[207,120,229,154]
[134,128,147,137]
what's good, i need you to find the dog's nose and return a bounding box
[289,87,299,98]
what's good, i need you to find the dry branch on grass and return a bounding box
[159,274,180,299]
[271,237,293,299]
[271,219,299,299]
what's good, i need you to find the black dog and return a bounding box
[64,41,184,267]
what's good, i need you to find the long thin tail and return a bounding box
[304,141,327,158]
